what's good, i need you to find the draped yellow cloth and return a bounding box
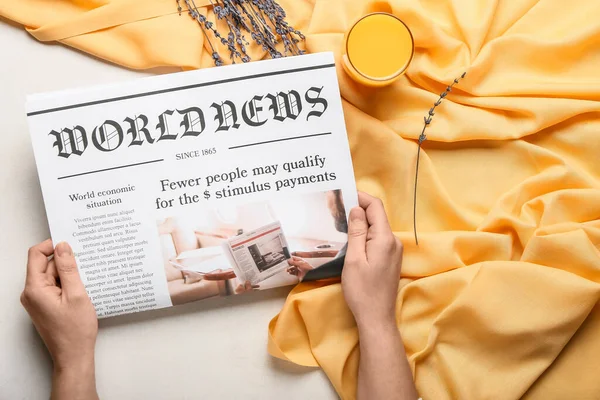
[3,0,600,398]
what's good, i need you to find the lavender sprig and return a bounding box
[185,0,225,66]
[413,72,467,245]
[177,0,305,65]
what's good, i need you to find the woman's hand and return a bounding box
[341,192,418,400]
[286,256,314,281]
[21,240,99,400]
[234,280,260,294]
[342,192,403,328]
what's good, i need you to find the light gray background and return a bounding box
[0,21,337,400]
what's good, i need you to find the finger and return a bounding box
[42,259,59,287]
[287,258,301,267]
[26,239,54,283]
[244,281,252,291]
[46,259,58,279]
[357,191,377,209]
[42,272,59,288]
[358,192,392,233]
[54,242,86,299]
[359,196,397,265]
[345,207,368,263]
[251,285,260,289]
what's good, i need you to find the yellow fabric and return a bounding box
[3,0,600,399]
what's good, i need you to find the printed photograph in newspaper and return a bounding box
[156,189,347,305]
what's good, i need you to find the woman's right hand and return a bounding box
[341,192,403,328]
[341,193,417,400]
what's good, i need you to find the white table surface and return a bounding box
[0,21,338,400]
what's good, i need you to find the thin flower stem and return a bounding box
[186,0,215,53]
[413,72,467,245]
[413,146,422,245]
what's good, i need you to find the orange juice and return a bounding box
[342,13,414,87]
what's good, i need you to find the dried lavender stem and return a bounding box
[247,4,272,33]
[413,72,467,246]
[413,124,427,245]
[186,0,215,52]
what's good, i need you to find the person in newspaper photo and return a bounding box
[20,192,419,399]
[156,189,352,305]
[286,189,349,281]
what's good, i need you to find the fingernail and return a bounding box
[350,207,364,222]
[56,242,72,257]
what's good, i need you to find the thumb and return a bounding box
[54,242,86,299]
[345,207,368,263]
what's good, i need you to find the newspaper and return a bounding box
[26,52,358,318]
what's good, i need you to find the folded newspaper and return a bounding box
[27,52,358,318]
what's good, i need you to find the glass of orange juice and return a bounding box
[342,13,414,87]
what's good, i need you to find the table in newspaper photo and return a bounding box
[0,22,338,400]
